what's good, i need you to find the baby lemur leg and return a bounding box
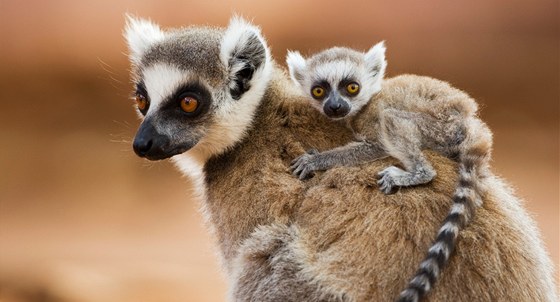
[291,140,386,180]
[377,109,437,194]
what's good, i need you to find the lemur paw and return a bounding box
[377,166,406,194]
[290,149,319,180]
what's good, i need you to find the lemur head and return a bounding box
[124,16,272,161]
[286,42,386,119]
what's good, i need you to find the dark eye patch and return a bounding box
[337,78,358,90]
[134,81,150,116]
[136,82,148,97]
[311,80,331,92]
[159,81,213,119]
[338,78,360,97]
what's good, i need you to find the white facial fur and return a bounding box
[125,15,272,183]
[125,16,273,224]
[287,42,387,118]
[140,63,191,117]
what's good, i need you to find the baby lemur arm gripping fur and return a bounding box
[291,140,386,180]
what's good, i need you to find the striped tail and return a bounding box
[396,160,480,302]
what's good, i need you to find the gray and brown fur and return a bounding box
[287,46,494,301]
[124,16,558,301]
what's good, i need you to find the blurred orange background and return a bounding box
[0,1,558,301]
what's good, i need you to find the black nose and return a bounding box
[132,119,171,160]
[133,137,153,157]
[323,95,350,119]
[329,103,342,112]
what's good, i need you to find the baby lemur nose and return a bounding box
[329,103,342,112]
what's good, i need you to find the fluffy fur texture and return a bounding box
[288,46,494,301]
[124,15,165,66]
[125,17,558,301]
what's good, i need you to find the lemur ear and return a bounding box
[220,16,271,100]
[364,41,387,78]
[124,14,165,65]
[286,51,307,87]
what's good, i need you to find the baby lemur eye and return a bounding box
[346,83,360,95]
[135,94,149,114]
[311,86,326,99]
[180,96,199,113]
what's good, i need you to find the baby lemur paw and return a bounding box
[377,166,406,194]
[290,149,319,180]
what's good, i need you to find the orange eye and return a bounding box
[180,96,199,113]
[346,83,360,95]
[136,95,148,111]
[311,86,325,99]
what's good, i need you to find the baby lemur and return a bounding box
[286,43,493,302]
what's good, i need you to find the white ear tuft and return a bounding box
[220,16,270,69]
[364,41,387,78]
[220,16,271,100]
[124,14,165,65]
[286,51,307,87]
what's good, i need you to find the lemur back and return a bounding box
[286,44,492,302]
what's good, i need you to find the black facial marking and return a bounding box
[135,81,149,115]
[322,91,351,119]
[132,81,214,161]
[311,81,331,98]
[337,78,356,90]
[163,82,212,119]
[312,80,331,90]
[136,81,147,95]
[338,78,360,97]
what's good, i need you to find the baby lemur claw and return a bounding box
[377,166,402,194]
[290,151,318,180]
[377,177,397,194]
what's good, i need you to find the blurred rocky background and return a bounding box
[0,0,558,301]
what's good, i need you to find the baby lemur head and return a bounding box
[124,16,272,162]
[286,42,386,119]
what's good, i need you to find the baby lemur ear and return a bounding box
[286,51,307,87]
[364,41,387,79]
[220,16,271,100]
[124,14,165,65]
